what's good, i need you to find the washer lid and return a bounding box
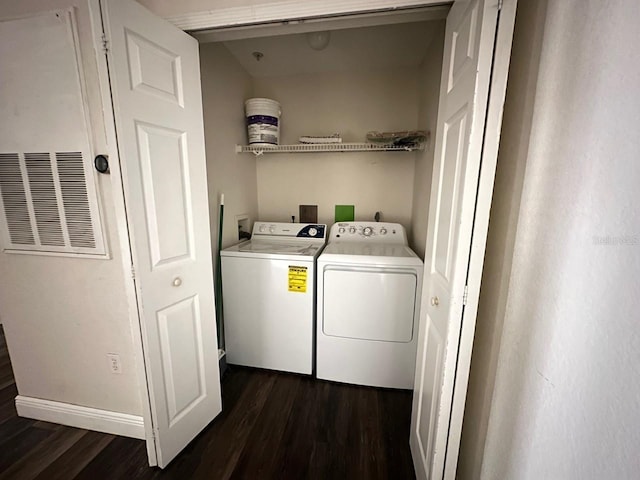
[221,239,323,259]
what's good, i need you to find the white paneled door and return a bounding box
[410,0,514,478]
[100,0,221,468]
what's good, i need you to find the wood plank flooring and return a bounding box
[0,326,416,479]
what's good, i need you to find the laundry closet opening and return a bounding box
[191,7,448,259]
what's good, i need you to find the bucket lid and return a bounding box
[245,97,280,107]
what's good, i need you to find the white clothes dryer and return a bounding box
[316,222,423,389]
[221,222,326,374]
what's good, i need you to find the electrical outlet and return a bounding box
[107,354,122,374]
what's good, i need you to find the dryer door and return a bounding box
[323,267,418,342]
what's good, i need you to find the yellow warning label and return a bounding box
[288,266,308,293]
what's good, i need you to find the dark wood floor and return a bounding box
[0,326,415,479]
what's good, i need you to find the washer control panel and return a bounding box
[329,222,407,245]
[252,222,327,240]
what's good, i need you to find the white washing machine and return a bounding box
[316,222,423,389]
[221,222,326,374]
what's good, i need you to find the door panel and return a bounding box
[323,268,417,342]
[101,0,221,468]
[136,122,192,266]
[416,316,444,466]
[157,295,206,425]
[410,0,501,478]
[434,108,468,279]
[125,30,184,105]
[448,2,478,92]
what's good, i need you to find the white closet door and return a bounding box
[410,0,511,478]
[100,0,221,468]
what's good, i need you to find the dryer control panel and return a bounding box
[330,222,408,245]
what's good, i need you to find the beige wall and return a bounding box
[461,0,640,478]
[456,0,547,477]
[410,22,444,259]
[200,43,258,251]
[0,0,142,415]
[253,68,420,228]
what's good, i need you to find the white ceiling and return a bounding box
[219,20,444,77]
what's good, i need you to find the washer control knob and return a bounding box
[380,227,387,235]
[259,224,267,233]
[269,225,276,233]
[308,227,318,237]
[363,226,373,236]
[349,227,356,234]
[338,227,345,234]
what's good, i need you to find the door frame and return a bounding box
[90,0,517,469]
[166,2,519,476]
[161,0,456,32]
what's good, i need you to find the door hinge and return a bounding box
[497,0,503,11]
[101,33,109,54]
[130,264,136,280]
[462,285,469,306]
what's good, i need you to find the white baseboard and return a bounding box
[15,395,145,439]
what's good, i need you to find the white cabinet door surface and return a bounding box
[100,0,221,468]
[409,0,514,478]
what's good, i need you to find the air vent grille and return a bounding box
[0,151,104,256]
[57,152,96,248]
[25,152,65,246]
[0,153,35,245]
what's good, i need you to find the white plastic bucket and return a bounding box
[245,98,281,147]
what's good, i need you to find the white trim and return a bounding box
[193,6,449,43]
[1,248,110,260]
[65,7,110,258]
[163,0,450,31]
[15,395,145,439]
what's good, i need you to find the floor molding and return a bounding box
[15,395,145,439]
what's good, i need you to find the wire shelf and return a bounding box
[235,142,425,155]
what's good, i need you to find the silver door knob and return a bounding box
[431,296,439,306]
[172,277,182,287]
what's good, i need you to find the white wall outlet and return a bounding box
[107,353,122,374]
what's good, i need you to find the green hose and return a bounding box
[215,194,225,351]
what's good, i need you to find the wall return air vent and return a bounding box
[0,152,106,257]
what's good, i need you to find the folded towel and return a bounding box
[299,134,342,144]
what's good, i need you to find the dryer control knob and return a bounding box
[259,224,267,233]
[338,227,345,234]
[349,227,356,234]
[380,228,387,235]
[269,225,276,233]
[308,227,318,237]
[363,226,373,236]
